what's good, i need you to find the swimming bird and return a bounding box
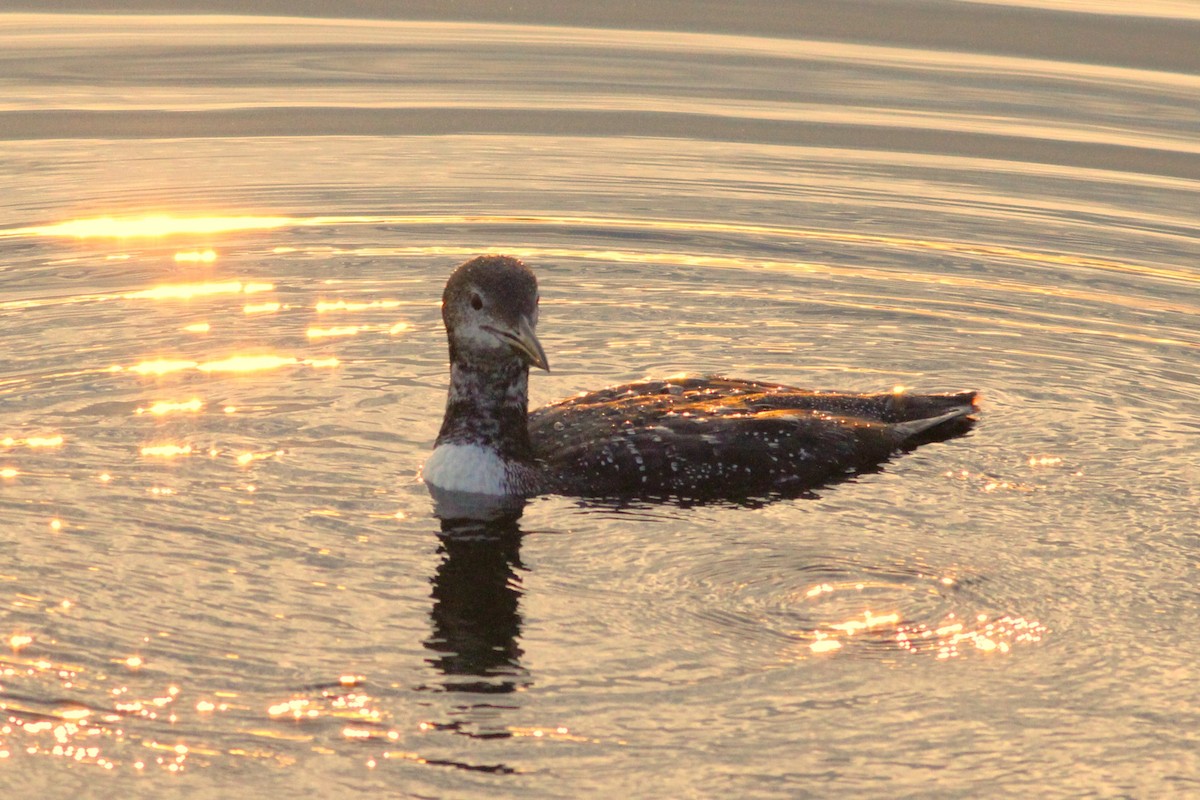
[422,255,977,501]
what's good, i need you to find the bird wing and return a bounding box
[528,375,977,499]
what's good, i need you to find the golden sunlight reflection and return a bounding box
[13,213,1195,344]
[182,322,211,333]
[128,359,199,376]
[20,214,293,239]
[135,399,203,416]
[801,579,1046,658]
[122,354,335,377]
[828,610,903,634]
[809,637,842,653]
[268,698,319,721]
[140,444,192,458]
[173,250,217,264]
[12,212,1196,296]
[508,726,594,743]
[0,651,237,774]
[243,301,282,314]
[331,719,606,770]
[58,708,91,722]
[195,699,229,713]
[123,281,274,301]
[261,211,1195,290]
[236,450,282,466]
[2,434,64,448]
[0,468,17,479]
[315,299,402,312]
[1028,455,1065,467]
[897,614,1047,659]
[944,469,1045,492]
[306,326,362,339]
[197,355,297,373]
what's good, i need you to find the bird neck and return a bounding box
[435,356,534,463]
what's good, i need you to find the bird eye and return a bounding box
[470,293,483,311]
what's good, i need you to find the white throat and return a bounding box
[422,442,516,496]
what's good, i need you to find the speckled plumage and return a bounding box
[425,256,978,500]
[529,376,975,498]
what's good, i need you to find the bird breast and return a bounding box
[422,441,538,496]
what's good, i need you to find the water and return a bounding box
[1,3,1198,796]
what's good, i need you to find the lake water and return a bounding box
[1,2,1198,797]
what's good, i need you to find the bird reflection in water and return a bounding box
[424,488,531,707]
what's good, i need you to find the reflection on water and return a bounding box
[16,215,294,239]
[124,354,339,375]
[123,281,275,301]
[1,2,1198,796]
[135,399,203,416]
[426,514,528,696]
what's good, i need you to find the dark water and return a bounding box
[1,3,1198,796]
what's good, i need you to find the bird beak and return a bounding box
[486,314,550,371]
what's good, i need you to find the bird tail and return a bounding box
[889,396,978,443]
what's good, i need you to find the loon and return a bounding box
[422,255,978,501]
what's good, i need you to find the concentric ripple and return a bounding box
[662,550,1045,665]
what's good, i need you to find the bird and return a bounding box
[422,255,978,502]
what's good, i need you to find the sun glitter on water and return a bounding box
[801,579,1046,658]
[135,399,203,416]
[121,355,338,377]
[123,281,274,301]
[19,214,294,239]
[173,249,218,263]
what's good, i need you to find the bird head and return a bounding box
[442,255,549,371]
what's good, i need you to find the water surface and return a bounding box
[1,3,1198,797]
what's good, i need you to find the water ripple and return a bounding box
[2,6,1198,796]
